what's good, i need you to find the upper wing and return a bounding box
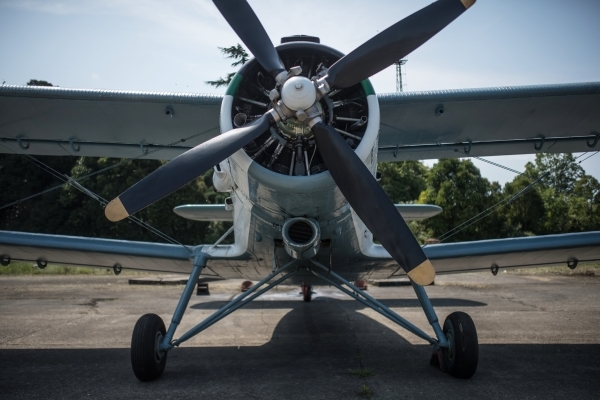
[0,85,223,160]
[377,82,600,161]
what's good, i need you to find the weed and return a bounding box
[359,383,372,399]
[349,368,376,378]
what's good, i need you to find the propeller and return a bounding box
[312,123,434,285]
[324,0,475,89]
[104,113,274,222]
[212,0,285,80]
[105,0,476,285]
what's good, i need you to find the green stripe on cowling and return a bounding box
[225,74,243,96]
[361,79,376,96]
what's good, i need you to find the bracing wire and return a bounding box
[0,126,219,211]
[471,155,527,177]
[425,150,599,246]
[0,143,195,254]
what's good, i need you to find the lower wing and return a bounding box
[2,230,598,279]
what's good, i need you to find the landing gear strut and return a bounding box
[130,253,299,381]
[301,282,312,302]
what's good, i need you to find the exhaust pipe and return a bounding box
[281,217,321,259]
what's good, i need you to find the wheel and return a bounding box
[442,311,478,379]
[303,285,312,302]
[131,313,168,381]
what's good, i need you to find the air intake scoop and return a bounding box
[281,217,321,259]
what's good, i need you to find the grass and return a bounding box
[0,261,148,276]
[349,368,376,378]
[359,384,373,399]
[350,353,375,399]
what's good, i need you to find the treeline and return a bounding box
[376,153,599,243]
[0,156,231,244]
[0,153,598,244]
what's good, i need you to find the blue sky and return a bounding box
[1,0,599,184]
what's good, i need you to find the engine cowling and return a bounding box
[222,39,377,177]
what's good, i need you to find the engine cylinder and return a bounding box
[281,217,320,259]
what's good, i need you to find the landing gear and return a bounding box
[441,311,479,379]
[302,283,312,302]
[308,260,478,379]
[130,255,299,381]
[131,314,167,381]
[129,253,479,381]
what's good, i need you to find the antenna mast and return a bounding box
[395,59,408,92]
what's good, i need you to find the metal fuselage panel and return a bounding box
[208,41,387,282]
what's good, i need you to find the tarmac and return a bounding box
[0,270,599,399]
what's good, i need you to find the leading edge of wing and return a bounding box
[0,85,223,104]
[377,81,600,105]
[361,231,600,276]
[426,231,600,274]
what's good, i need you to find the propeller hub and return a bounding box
[281,76,316,111]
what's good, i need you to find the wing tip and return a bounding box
[408,259,436,286]
[460,0,476,9]
[105,198,129,222]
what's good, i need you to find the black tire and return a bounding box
[303,285,312,302]
[131,313,168,381]
[442,311,478,379]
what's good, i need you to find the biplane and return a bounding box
[1,0,600,381]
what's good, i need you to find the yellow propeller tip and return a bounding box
[105,198,129,222]
[407,259,436,286]
[461,0,476,9]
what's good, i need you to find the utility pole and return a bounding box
[395,59,407,92]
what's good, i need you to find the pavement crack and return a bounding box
[259,299,270,339]
[78,298,117,314]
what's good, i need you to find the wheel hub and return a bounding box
[445,329,455,360]
[154,331,165,362]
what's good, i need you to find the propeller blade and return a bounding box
[312,122,435,285]
[325,0,475,89]
[105,113,274,222]
[213,0,285,79]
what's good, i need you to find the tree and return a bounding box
[525,153,584,193]
[0,154,78,232]
[205,44,249,88]
[523,153,599,234]
[501,175,545,235]
[27,79,54,86]
[55,157,219,244]
[573,174,600,205]
[378,161,427,203]
[0,154,232,245]
[419,159,511,242]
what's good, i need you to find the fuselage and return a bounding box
[204,40,394,282]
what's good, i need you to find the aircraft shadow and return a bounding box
[190,296,487,310]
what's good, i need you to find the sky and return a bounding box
[1,0,599,185]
